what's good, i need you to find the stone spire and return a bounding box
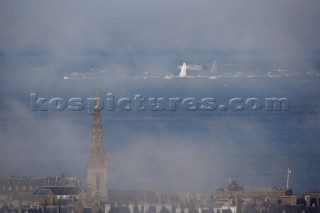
[89,89,105,165]
[86,89,108,201]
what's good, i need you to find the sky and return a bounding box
[0,0,320,194]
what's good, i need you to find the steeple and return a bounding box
[87,89,108,201]
[94,89,100,110]
[89,90,105,164]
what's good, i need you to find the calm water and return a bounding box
[1,67,320,194]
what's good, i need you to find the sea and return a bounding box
[0,53,320,194]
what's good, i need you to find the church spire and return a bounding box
[87,89,108,201]
[94,89,100,111]
[90,89,105,163]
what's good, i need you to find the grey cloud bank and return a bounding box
[1,1,320,65]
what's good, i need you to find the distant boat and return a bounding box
[179,62,187,77]
[177,59,217,78]
[177,64,207,71]
[210,60,218,77]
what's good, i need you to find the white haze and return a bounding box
[0,0,320,194]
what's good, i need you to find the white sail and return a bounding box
[210,60,218,76]
[179,62,187,77]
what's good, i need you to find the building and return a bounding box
[108,190,170,204]
[0,176,82,204]
[86,90,108,202]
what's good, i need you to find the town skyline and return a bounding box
[1,1,320,211]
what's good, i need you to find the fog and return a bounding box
[0,0,320,194]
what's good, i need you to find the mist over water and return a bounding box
[1,0,320,195]
[1,70,320,194]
